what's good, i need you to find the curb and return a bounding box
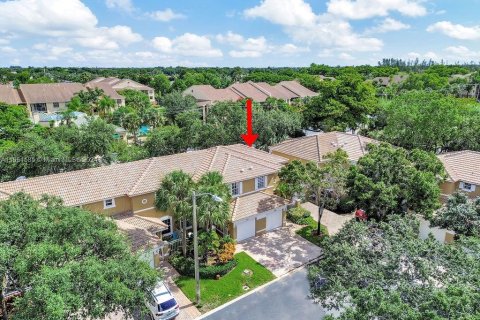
[195,253,322,320]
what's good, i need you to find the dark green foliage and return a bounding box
[169,253,237,279]
[160,91,198,122]
[287,206,313,225]
[0,193,159,320]
[431,192,480,237]
[0,103,32,142]
[309,215,480,320]
[144,125,184,157]
[347,143,443,220]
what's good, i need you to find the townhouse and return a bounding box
[437,150,480,200]
[87,77,155,103]
[0,144,290,263]
[269,131,379,164]
[183,80,317,120]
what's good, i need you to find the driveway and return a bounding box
[236,225,322,277]
[201,267,325,320]
[301,202,354,235]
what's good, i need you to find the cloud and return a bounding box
[243,0,383,52]
[427,21,480,40]
[0,0,143,52]
[444,46,480,60]
[31,44,73,60]
[327,0,428,20]
[244,0,317,27]
[105,0,134,12]
[366,18,410,33]
[217,31,270,58]
[286,15,383,52]
[148,8,186,22]
[339,52,354,60]
[152,33,223,58]
[277,43,310,54]
[0,0,98,37]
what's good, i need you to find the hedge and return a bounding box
[169,253,237,279]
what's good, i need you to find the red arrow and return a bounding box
[241,99,258,147]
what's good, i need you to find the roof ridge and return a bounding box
[249,81,272,97]
[192,147,218,180]
[127,158,156,196]
[221,145,283,168]
[316,135,322,162]
[221,153,231,175]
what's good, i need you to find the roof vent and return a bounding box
[240,168,245,173]
[249,166,253,170]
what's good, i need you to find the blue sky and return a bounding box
[0,0,479,67]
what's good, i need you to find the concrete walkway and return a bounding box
[301,202,354,236]
[105,262,201,320]
[236,225,322,277]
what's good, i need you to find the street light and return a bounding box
[192,191,223,305]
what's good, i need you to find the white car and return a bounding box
[147,281,180,320]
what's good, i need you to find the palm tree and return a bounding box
[155,171,194,256]
[142,107,166,129]
[98,95,116,118]
[122,112,141,145]
[196,171,232,231]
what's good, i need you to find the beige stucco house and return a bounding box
[0,144,290,263]
[437,151,480,200]
[87,77,155,103]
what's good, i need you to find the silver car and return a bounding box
[147,281,180,320]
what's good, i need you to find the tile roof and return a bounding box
[231,192,289,221]
[437,151,480,185]
[0,144,288,206]
[184,80,317,106]
[86,82,124,100]
[19,83,85,104]
[269,131,379,163]
[88,77,153,92]
[0,84,23,105]
[113,212,166,252]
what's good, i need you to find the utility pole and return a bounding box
[192,191,201,305]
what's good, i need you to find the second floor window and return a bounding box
[256,176,267,190]
[104,198,115,209]
[460,182,475,192]
[231,182,241,196]
[53,102,60,109]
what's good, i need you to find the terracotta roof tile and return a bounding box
[269,132,378,163]
[19,83,85,104]
[0,144,288,205]
[113,212,165,252]
[437,151,480,185]
[231,192,289,221]
[0,85,23,104]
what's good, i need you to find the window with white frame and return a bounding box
[53,102,60,109]
[231,182,242,196]
[255,176,267,190]
[103,198,115,209]
[460,181,476,192]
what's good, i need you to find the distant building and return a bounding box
[0,82,125,121]
[371,75,409,86]
[184,80,317,119]
[87,77,155,103]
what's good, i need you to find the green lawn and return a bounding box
[175,251,275,312]
[295,216,329,247]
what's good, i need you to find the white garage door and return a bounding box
[236,219,256,242]
[266,209,283,231]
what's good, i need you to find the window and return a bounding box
[53,102,60,109]
[116,99,122,105]
[231,182,242,196]
[256,176,267,190]
[31,103,47,112]
[161,216,172,236]
[180,219,192,230]
[460,182,476,192]
[103,198,115,209]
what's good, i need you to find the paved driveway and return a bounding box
[301,202,354,235]
[201,267,325,320]
[236,226,322,277]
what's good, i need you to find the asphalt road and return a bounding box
[202,267,325,320]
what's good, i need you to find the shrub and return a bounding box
[287,206,311,225]
[218,242,235,264]
[169,253,237,279]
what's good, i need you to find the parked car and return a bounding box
[147,281,180,320]
[355,209,367,221]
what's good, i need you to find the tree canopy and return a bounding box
[309,215,480,320]
[0,193,159,320]
[347,143,444,220]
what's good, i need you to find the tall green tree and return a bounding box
[0,193,159,320]
[150,73,171,97]
[276,150,350,235]
[144,126,184,157]
[160,92,197,123]
[0,103,31,142]
[196,172,232,231]
[155,171,195,256]
[347,143,443,220]
[303,73,377,131]
[431,192,480,237]
[122,112,141,145]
